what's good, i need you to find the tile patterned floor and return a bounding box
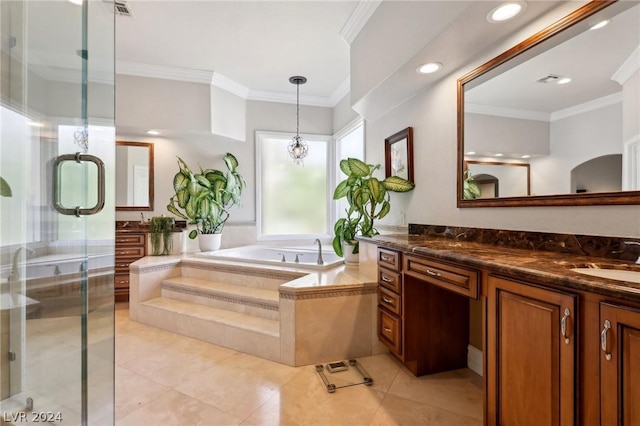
[115,303,483,425]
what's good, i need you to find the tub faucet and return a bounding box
[314,239,324,265]
[9,247,36,282]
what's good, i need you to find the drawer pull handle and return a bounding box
[381,275,393,283]
[382,326,393,333]
[426,269,441,277]
[560,308,570,344]
[381,254,394,262]
[382,296,394,305]
[601,319,612,361]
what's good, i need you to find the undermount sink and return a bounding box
[571,268,640,284]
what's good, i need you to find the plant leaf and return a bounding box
[175,188,190,208]
[367,178,382,203]
[173,172,189,193]
[382,176,415,192]
[224,153,239,173]
[195,175,211,189]
[0,176,12,197]
[167,200,188,220]
[188,229,198,239]
[339,159,351,176]
[332,236,344,257]
[333,180,350,200]
[377,200,391,219]
[347,158,370,177]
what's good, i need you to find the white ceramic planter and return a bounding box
[198,233,222,252]
[342,241,360,265]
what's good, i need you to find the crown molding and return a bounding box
[116,60,213,84]
[339,0,382,45]
[550,92,622,122]
[612,45,640,86]
[117,60,344,107]
[465,103,550,122]
[329,77,350,106]
[211,72,250,98]
[247,90,333,107]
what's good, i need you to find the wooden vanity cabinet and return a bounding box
[599,302,640,425]
[487,275,576,426]
[115,232,146,302]
[377,248,403,358]
[377,248,471,376]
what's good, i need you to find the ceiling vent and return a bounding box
[103,0,134,17]
[536,74,562,84]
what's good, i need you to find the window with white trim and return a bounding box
[256,131,332,241]
[334,118,365,221]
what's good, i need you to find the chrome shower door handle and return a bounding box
[53,152,106,216]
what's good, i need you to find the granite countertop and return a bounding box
[366,233,640,301]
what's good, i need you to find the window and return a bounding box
[256,131,331,241]
[333,118,365,220]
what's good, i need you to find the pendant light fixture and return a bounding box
[288,76,308,165]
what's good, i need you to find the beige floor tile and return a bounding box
[114,304,486,426]
[115,365,170,420]
[387,367,484,420]
[370,393,483,426]
[117,389,242,426]
[243,365,385,426]
[175,352,302,420]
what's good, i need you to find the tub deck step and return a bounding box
[138,297,281,362]
[161,276,279,320]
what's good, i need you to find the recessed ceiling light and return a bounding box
[146,130,160,135]
[521,154,530,159]
[487,2,526,23]
[557,77,572,85]
[417,62,443,74]
[68,0,82,5]
[466,151,476,155]
[590,20,610,30]
[494,153,504,157]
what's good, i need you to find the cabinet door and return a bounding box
[487,276,575,426]
[600,302,640,425]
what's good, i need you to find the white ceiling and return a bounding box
[115,0,360,100]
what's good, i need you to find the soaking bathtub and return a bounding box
[193,244,344,270]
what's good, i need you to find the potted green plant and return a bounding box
[332,158,415,263]
[149,216,175,255]
[167,153,245,251]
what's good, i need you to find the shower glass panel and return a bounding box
[0,1,115,425]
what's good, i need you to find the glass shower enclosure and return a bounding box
[1,1,115,425]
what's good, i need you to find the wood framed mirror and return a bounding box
[115,141,154,211]
[457,1,640,207]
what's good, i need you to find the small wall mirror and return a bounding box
[116,141,154,211]
[458,1,640,207]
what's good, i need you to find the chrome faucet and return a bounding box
[314,239,324,265]
[9,247,36,281]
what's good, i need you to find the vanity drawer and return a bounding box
[116,233,145,246]
[115,256,140,274]
[405,255,479,299]
[378,267,402,293]
[114,273,130,289]
[378,308,402,356]
[378,248,401,271]
[115,246,145,257]
[378,287,401,316]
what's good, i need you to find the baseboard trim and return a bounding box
[468,344,483,376]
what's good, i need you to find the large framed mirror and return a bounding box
[116,141,154,211]
[457,1,640,207]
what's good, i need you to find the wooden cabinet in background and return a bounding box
[600,302,640,425]
[487,275,576,426]
[115,232,146,302]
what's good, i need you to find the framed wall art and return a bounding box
[385,126,414,183]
